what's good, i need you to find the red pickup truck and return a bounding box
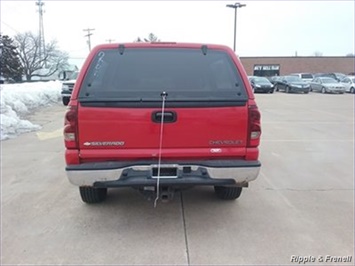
[64,42,261,204]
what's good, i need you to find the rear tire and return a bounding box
[62,97,70,106]
[350,87,354,94]
[214,186,242,200]
[321,87,326,94]
[79,187,107,203]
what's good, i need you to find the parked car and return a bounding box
[331,73,347,81]
[274,75,310,93]
[310,77,346,94]
[63,42,262,204]
[339,76,355,93]
[313,73,347,82]
[61,71,79,106]
[289,73,313,83]
[249,76,274,93]
[268,75,283,85]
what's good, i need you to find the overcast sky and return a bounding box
[1,0,354,67]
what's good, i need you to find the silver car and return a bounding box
[340,76,355,93]
[310,77,345,94]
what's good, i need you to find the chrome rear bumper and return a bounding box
[66,160,261,187]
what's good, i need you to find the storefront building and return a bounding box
[240,56,355,77]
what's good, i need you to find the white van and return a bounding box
[290,73,314,83]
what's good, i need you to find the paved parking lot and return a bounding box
[1,92,354,265]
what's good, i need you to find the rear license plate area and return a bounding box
[151,166,178,178]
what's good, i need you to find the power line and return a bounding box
[83,28,95,51]
[0,21,20,34]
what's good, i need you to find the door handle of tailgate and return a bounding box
[152,111,177,123]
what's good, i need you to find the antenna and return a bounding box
[154,91,168,208]
[36,0,46,65]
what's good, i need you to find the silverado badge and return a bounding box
[83,141,125,146]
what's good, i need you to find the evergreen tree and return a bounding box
[144,33,160,42]
[0,34,23,82]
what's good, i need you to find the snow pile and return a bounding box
[0,81,62,140]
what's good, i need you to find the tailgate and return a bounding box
[77,105,248,160]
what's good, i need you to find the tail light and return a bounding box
[64,105,78,149]
[247,105,261,147]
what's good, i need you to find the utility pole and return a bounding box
[83,28,95,51]
[36,0,46,64]
[226,2,246,52]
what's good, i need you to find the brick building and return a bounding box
[240,56,355,77]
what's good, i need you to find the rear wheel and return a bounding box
[350,87,354,94]
[321,87,326,94]
[62,97,70,106]
[79,187,107,203]
[214,186,242,200]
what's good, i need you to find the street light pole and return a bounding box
[226,2,246,52]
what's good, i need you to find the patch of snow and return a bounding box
[0,81,62,140]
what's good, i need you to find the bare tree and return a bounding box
[14,32,69,81]
[312,51,323,57]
